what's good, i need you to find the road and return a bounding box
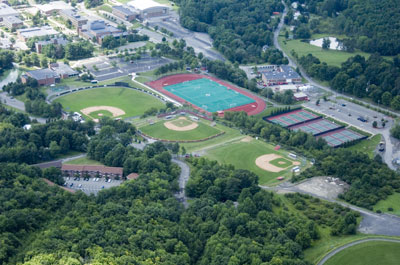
[274,1,399,168]
[317,238,400,265]
[172,158,190,208]
[263,181,400,237]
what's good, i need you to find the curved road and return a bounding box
[172,158,190,208]
[317,238,400,265]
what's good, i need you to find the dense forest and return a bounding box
[173,0,287,64]
[0,50,14,74]
[289,0,400,55]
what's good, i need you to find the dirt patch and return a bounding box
[293,161,300,165]
[98,113,103,117]
[241,136,253,142]
[164,117,198,131]
[295,176,349,200]
[256,154,292,173]
[278,161,286,165]
[81,106,125,122]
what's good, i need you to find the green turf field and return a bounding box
[324,241,400,265]
[278,34,370,67]
[204,138,304,185]
[164,78,254,112]
[54,87,164,119]
[139,118,221,141]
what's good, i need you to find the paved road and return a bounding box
[317,238,400,265]
[172,158,190,208]
[262,182,400,237]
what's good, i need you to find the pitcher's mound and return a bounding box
[255,154,292,173]
[164,117,198,131]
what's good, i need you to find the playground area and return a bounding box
[147,74,266,115]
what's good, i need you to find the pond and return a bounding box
[0,64,19,90]
[309,37,343,50]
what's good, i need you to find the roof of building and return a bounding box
[294,92,308,98]
[0,38,11,49]
[113,5,138,16]
[18,26,59,39]
[3,15,22,24]
[262,65,301,80]
[60,9,88,22]
[37,1,72,13]
[0,3,18,17]
[37,37,68,46]
[49,62,78,76]
[82,20,124,39]
[126,173,139,180]
[127,0,167,11]
[61,164,123,175]
[26,68,59,80]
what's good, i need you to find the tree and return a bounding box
[316,99,320,105]
[322,38,331,49]
[372,120,378,128]
[60,136,70,154]
[49,141,61,157]
[181,146,186,155]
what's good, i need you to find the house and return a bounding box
[0,37,12,49]
[49,62,78,79]
[37,1,72,15]
[3,16,23,29]
[0,3,18,22]
[35,37,68,53]
[112,5,138,22]
[17,26,59,42]
[261,65,301,85]
[59,9,88,28]
[293,92,309,101]
[126,173,139,180]
[127,0,169,19]
[21,68,60,85]
[61,164,124,179]
[79,20,125,44]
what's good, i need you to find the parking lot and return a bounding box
[84,54,171,81]
[64,177,124,195]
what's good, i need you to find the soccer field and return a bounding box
[54,87,164,118]
[164,78,255,112]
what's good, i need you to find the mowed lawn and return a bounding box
[205,139,300,185]
[140,118,221,141]
[55,87,164,118]
[373,192,400,216]
[278,35,370,67]
[64,156,103,165]
[324,241,400,265]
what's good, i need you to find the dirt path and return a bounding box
[317,238,400,265]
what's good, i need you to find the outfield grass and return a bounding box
[269,157,292,168]
[324,241,400,265]
[348,134,381,158]
[373,193,400,217]
[204,138,302,185]
[54,87,164,119]
[278,35,370,67]
[65,156,103,165]
[140,118,221,141]
[90,110,114,118]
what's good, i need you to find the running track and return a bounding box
[147,74,266,116]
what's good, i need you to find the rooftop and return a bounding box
[0,3,18,17]
[37,37,68,46]
[127,0,167,10]
[60,9,88,22]
[26,68,59,80]
[61,164,123,175]
[37,1,72,13]
[262,65,301,80]
[3,15,22,24]
[49,62,78,76]
[18,26,59,39]
[126,173,139,180]
[113,5,138,16]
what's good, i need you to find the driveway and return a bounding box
[172,158,190,208]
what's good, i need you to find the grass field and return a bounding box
[373,193,400,217]
[204,138,304,185]
[139,118,221,141]
[65,156,103,165]
[278,34,370,67]
[54,87,164,119]
[348,134,381,158]
[324,241,400,265]
[269,157,292,168]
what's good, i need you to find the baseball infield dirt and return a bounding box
[80,106,125,122]
[164,117,198,131]
[255,154,292,173]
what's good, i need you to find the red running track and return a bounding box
[147,74,266,116]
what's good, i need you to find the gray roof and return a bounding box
[3,15,22,24]
[50,62,78,76]
[18,26,59,39]
[113,5,137,16]
[27,68,59,80]
[37,37,68,46]
[262,65,301,80]
[60,9,87,22]
[0,3,18,17]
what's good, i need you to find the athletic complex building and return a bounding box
[265,109,367,147]
[148,74,266,116]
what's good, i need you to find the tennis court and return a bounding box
[163,78,255,113]
[291,119,342,135]
[318,129,366,147]
[266,109,320,127]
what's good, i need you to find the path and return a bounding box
[262,181,400,237]
[274,1,398,168]
[317,238,400,265]
[172,158,190,208]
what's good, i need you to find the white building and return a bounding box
[37,1,72,15]
[127,0,169,19]
[0,3,19,21]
